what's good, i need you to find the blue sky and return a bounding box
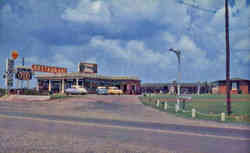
[0,0,249,87]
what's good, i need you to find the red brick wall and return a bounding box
[219,85,227,94]
[240,85,248,94]
[219,84,249,94]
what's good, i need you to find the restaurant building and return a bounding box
[35,63,141,95]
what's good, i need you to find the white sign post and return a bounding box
[5,58,15,94]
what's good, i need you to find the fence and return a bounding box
[141,97,228,122]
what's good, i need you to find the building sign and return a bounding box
[6,58,15,73]
[11,50,19,60]
[5,58,15,87]
[5,72,14,87]
[78,63,97,73]
[32,64,67,73]
[15,66,32,80]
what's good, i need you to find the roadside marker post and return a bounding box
[175,104,180,112]
[192,108,196,118]
[221,112,225,121]
[156,99,160,108]
[164,102,168,110]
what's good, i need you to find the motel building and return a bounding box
[34,63,141,95]
[212,78,250,94]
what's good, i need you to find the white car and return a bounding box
[65,85,88,95]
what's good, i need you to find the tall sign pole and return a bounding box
[5,50,18,95]
[5,59,14,95]
[21,57,24,89]
[225,0,231,115]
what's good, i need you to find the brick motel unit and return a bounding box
[141,78,250,95]
[213,78,250,94]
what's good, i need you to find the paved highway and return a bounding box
[0,95,249,153]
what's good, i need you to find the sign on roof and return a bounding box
[78,62,97,74]
[32,64,67,73]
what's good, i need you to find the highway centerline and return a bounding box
[0,112,249,141]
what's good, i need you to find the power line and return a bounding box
[176,0,217,14]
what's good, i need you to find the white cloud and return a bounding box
[235,51,250,63]
[162,32,177,44]
[234,39,250,50]
[61,0,191,32]
[90,36,174,69]
[62,0,111,24]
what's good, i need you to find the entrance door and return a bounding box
[123,84,127,93]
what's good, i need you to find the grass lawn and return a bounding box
[145,93,250,99]
[139,94,250,123]
[50,94,73,100]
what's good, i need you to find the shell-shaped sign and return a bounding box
[11,50,19,60]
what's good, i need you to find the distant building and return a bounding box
[36,73,141,95]
[141,82,210,94]
[35,62,141,95]
[140,78,250,95]
[212,78,250,94]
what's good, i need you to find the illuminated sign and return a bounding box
[16,71,32,80]
[11,50,19,60]
[78,62,97,73]
[32,64,67,73]
[16,66,32,80]
[5,58,15,87]
[6,58,15,73]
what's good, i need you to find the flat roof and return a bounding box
[212,78,250,83]
[141,82,212,88]
[35,72,140,81]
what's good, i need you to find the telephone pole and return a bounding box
[225,0,231,115]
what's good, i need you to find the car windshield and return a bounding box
[98,87,106,89]
[109,87,118,90]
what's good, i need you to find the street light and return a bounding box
[169,48,181,105]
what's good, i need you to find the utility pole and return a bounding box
[169,48,181,105]
[225,0,231,115]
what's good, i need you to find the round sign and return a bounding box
[11,50,19,60]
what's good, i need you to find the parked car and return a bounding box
[107,86,123,95]
[96,86,108,95]
[65,85,88,95]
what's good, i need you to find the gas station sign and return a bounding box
[11,50,19,60]
[5,58,15,87]
[6,58,15,73]
[16,66,32,80]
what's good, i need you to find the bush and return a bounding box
[50,93,71,100]
[238,90,242,94]
[0,88,6,97]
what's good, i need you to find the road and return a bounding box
[0,95,249,153]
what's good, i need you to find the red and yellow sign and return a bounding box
[11,50,19,60]
[78,62,97,73]
[15,66,32,80]
[16,71,32,80]
[32,64,67,73]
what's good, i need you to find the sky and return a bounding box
[0,0,249,88]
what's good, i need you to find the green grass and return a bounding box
[50,94,73,100]
[144,93,250,99]
[139,95,250,124]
